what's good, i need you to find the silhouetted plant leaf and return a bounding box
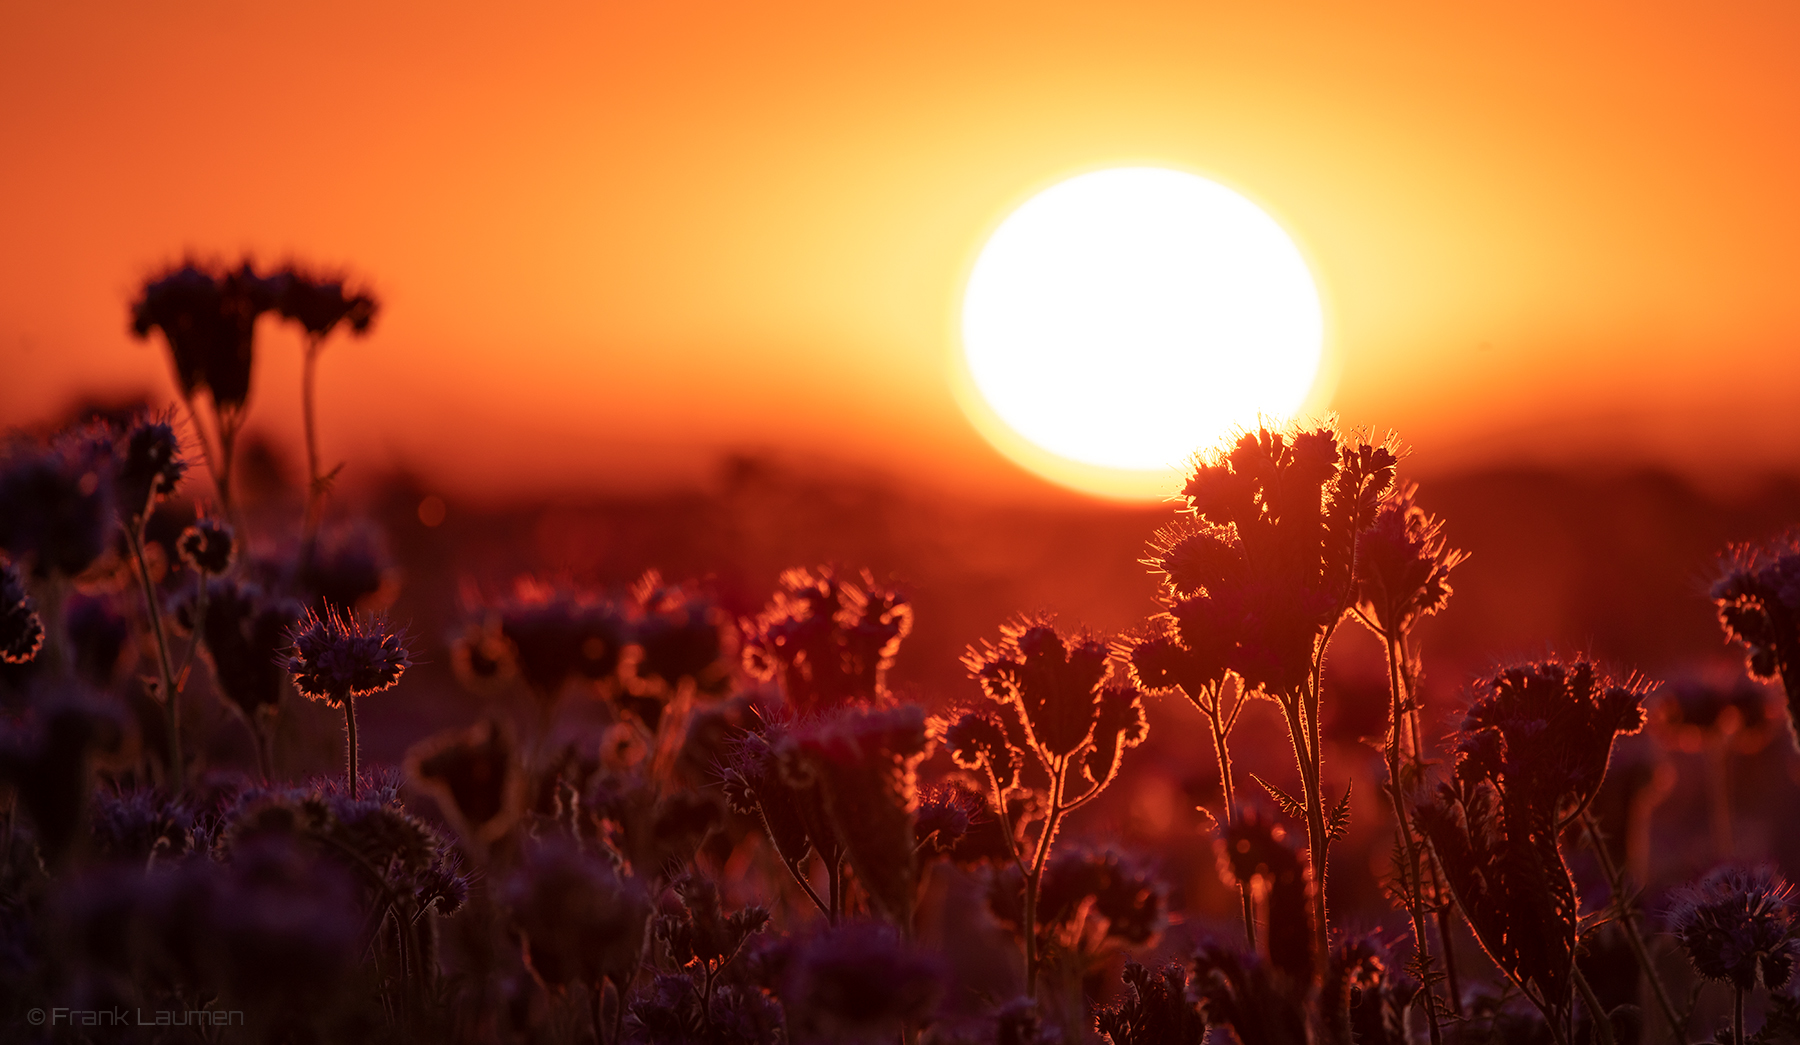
[1249,774,1305,823]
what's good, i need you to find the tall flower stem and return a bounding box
[1571,965,1614,1045]
[342,693,360,799]
[1577,809,1684,1041]
[125,521,182,785]
[1381,631,1442,1045]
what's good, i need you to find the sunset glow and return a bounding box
[958,168,1323,499]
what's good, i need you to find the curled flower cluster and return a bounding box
[742,566,912,713]
[0,557,43,664]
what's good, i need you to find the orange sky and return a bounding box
[3,1,1797,502]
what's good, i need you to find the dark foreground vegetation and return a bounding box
[2,259,1799,1044]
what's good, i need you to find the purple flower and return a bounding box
[285,608,410,708]
[742,566,912,714]
[1668,866,1799,993]
[113,414,186,523]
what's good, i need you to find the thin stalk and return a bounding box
[591,982,608,1045]
[343,694,360,799]
[1572,965,1614,1045]
[125,523,182,785]
[1578,809,1684,1041]
[1206,698,1257,950]
[1383,631,1442,1045]
[1023,754,1070,999]
[1734,986,1745,1045]
[1279,689,1330,976]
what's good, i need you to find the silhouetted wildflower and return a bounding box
[406,718,524,845]
[630,570,733,696]
[1353,483,1467,638]
[176,515,234,575]
[130,260,278,411]
[654,874,770,1006]
[272,266,379,337]
[1713,532,1800,745]
[286,608,409,799]
[992,846,1167,959]
[483,581,629,700]
[113,415,186,523]
[501,836,651,994]
[1668,866,1799,993]
[1094,959,1205,1045]
[1323,936,1418,1045]
[1455,656,1650,821]
[781,921,945,1043]
[1417,657,1646,1036]
[722,716,842,912]
[0,558,43,664]
[743,566,912,713]
[965,619,1148,782]
[942,706,1023,792]
[913,780,985,856]
[776,703,930,925]
[286,607,410,708]
[180,577,301,721]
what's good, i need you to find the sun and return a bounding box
[956,167,1327,500]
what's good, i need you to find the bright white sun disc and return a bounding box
[959,167,1323,493]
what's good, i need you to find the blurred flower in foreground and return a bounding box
[779,921,944,1044]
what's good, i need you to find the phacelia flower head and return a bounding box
[177,515,235,575]
[1455,655,1650,817]
[0,557,43,664]
[964,618,1146,772]
[743,565,912,713]
[113,414,186,522]
[286,607,410,707]
[1712,531,1800,745]
[272,265,380,338]
[130,259,279,410]
[1354,482,1467,637]
[1667,866,1799,993]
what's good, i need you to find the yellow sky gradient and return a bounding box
[3,1,1797,501]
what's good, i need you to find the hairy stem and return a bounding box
[343,695,360,799]
[126,523,183,786]
[1383,631,1442,1045]
[1206,699,1258,950]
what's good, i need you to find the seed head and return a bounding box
[286,607,410,707]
